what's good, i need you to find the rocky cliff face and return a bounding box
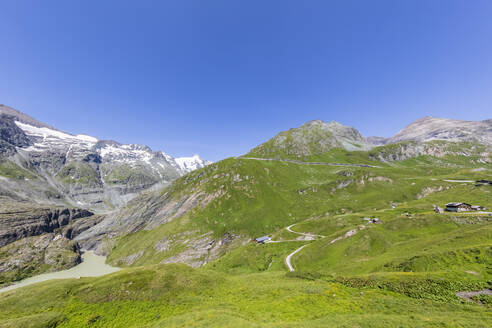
[0,203,93,247]
[0,200,96,286]
[0,114,31,156]
[0,233,81,286]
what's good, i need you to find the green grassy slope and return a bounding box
[0,264,490,327]
[0,159,37,180]
[106,146,491,268]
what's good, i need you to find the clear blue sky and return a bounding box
[1,1,491,161]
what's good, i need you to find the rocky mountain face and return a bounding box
[370,116,492,146]
[0,105,53,128]
[0,232,82,285]
[246,117,491,162]
[0,203,93,248]
[368,141,491,163]
[366,116,492,162]
[0,114,31,156]
[0,105,211,211]
[0,199,95,285]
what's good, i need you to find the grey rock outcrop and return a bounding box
[0,105,53,129]
[0,205,93,247]
[0,114,31,156]
[0,233,81,286]
[388,117,492,146]
[369,141,491,163]
[366,136,389,145]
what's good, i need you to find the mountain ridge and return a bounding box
[387,116,492,145]
[247,116,492,160]
[0,106,211,211]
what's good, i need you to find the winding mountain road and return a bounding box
[285,244,309,272]
[240,157,380,168]
[286,224,324,239]
[282,223,366,272]
[283,224,325,272]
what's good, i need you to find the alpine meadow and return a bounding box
[1,1,491,327]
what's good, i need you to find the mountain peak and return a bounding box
[0,104,54,129]
[388,116,492,145]
[301,119,345,128]
[247,119,372,159]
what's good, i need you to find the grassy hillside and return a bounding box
[56,162,101,187]
[0,264,490,327]
[0,159,37,180]
[105,144,491,268]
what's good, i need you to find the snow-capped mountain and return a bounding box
[0,105,210,211]
[175,155,213,173]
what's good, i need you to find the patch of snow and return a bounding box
[99,144,153,163]
[75,134,98,143]
[15,121,98,144]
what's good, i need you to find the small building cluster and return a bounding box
[254,236,271,244]
[445,203,485,212]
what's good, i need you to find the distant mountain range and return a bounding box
[0,105,211,211]
[2,104,490,211]
[370,116,492,146]
[247,116,492,159]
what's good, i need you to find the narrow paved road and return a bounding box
[240,157,380,168]
[283,223,365,272]
[285,244,309,272]
[286,224,325,239]
[284,224,325,272]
